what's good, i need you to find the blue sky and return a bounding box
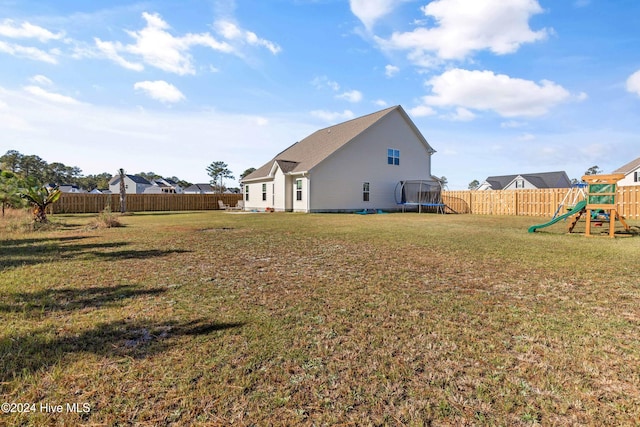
[1,0,639,189]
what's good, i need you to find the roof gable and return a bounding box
[243,106,433,182]
[612,156,640,175]
[484,171,570,189]
[484,175,517,190]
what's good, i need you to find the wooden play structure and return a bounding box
[581,174,630,237]
[529,174,632,237]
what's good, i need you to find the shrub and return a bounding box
[88,206,122,229]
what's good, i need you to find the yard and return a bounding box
[1,210,639,425]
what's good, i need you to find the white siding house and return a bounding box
[612,157,640,186]
[144,178,184,194]
[108,175,152,194]
[183,184,216,194]
[477,172,571,190]
[241,105,437,213]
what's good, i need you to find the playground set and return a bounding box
[528,174,631,237]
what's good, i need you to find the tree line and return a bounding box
[0,150,193,191]
[0,149,198,219]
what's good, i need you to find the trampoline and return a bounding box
[395,180,446,213]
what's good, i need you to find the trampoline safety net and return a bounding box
[395,180,444,212]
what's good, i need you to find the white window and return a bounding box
[515,179,525,189]
[296,179,302,201]
[363,182,370,202]
[387,148,400,165]
[635,171,640,182]
[245,185,249,201]
[262,183,267,201]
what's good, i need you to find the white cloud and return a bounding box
[500,120,527,128]
[349,0,401,31]
[575,92,588,101]
[385,64,399,78]
[373,99,388,107]
[29,75,53,86]
[94,38,144,71]
[0,19,64,42]
[418,68,570,118]
[95,12,233,75]
[254,116,269,126]
[134,80,185,103]
[311,76,340,92]
[310,109,355,122]
[336,89,363,103]
[23,85,80,104]
[0,40,58,63]
[378,0,548,63]
[626,70,640,96]
[408,104,436,117]
[518,133,535,141]
[449,107,476,121]
[311,77,361,103]
[215,20,281,54]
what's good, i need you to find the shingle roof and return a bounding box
[612,156,640,175]
[184,183,215,193]
[109,174,151,185]
[129,175,151,184]
[484,171,571,189]
[485,176,516,190]
[243,105,432,181]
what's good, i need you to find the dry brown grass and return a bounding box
[86,207,123,229]
[0,208,33,233]
[1,211,639,425]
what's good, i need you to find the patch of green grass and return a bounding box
[1,211,640,425]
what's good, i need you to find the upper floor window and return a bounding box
[515,179,525,189]
[635,171,640,182]
[245,184,249,201]
[387,148,400,165]
[262,183,267,201]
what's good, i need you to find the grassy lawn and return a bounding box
[1,210,639,425]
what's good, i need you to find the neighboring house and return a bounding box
[183,183,217,194]
[144,178,184,194]
[58,184,86,193]
[108,174,152,194]
[477,171,571,190]
[241,105,437,213]
[612,156,640,186]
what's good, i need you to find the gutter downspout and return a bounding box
[304,172,310,213]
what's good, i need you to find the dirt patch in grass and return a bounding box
[1,212,639,425]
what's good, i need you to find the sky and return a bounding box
[0,0,639,190]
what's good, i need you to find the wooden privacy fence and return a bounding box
[443,187,640,219]
[51,193,243,214]
[50,189,640,219]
